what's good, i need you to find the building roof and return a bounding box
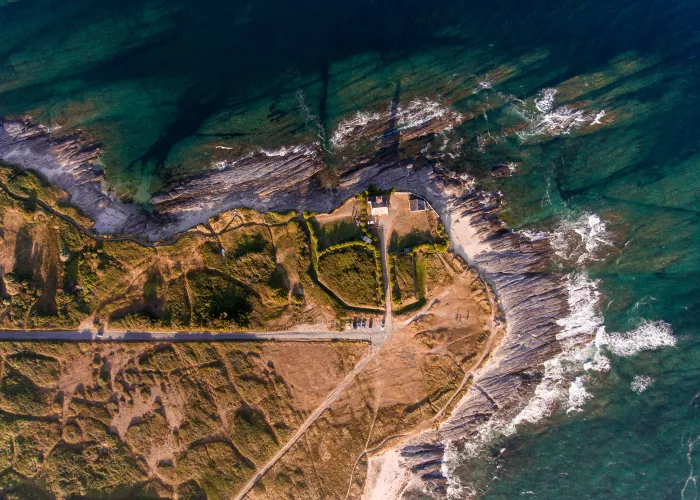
[368,195,388,208]
[409,198,427,212]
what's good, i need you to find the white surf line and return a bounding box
[234,349,376,500]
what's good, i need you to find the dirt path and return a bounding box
[344,396,382,500]
[233,349,376,500]
[431,277,500,423]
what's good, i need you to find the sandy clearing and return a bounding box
[363,448,412,500]
[444,210,492,261]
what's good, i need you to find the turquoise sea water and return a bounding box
[1,0,699,497]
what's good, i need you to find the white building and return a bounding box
[368,195,389,216]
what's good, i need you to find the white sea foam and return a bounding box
[520,211,614,265]
[503,273,605,432]
[682,434,700,500]
[440,270,676,497]
[329,98,461,149]
[534,88,557,112]
[597,320,676,357]
[38,122,63,133]
[555,273,603,345]
[631,375,654,394]
[211,143,316,171]
[516,87,607,140]
[296,89,327,147]
[511,287,676,428]
[476,76,493,91]
[551,212,614,265]
[518,229,548,242]
[443,440,476,498]
[592,110,607,125]
[396,98,462,131]
[567,376,593,413]
[329,110,382,148]
[260,144,312,157]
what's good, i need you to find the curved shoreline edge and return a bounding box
[0,118,573,498]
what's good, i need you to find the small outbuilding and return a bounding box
[368,195,389,216]
[409,197,427,212]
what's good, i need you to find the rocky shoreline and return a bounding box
[0,115,575,498]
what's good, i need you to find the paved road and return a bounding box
[377,217,393,348]
[0,330,374,342]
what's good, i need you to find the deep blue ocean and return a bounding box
[1,0,699,497]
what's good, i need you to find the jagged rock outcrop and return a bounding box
[0,119,151,234]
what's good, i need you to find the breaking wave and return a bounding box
[442,276,678,495]
[534,88,557,112]
[259,144,315,157]
[212,143,317,170]
[328,98,462,150]
[441,272,605,499]
[396,98,462,131]
[506,273,605,430]
[515,87,608,140]
[520,211,613,265]
[509,291,676,431]
[551,212,614,265]
[597,319,676,357]
[329,110,382,149]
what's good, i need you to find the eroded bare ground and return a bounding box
[0,340,368,498]
[249,264,495,499]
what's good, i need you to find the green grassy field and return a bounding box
[393,253,417,304]
[311,219,363,251]
[317,247,379,307]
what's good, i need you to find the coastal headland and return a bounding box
[0,115,578,498]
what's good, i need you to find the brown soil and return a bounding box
[253,268,493,499]
[312,198,360,224]
[384,192,438,250]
